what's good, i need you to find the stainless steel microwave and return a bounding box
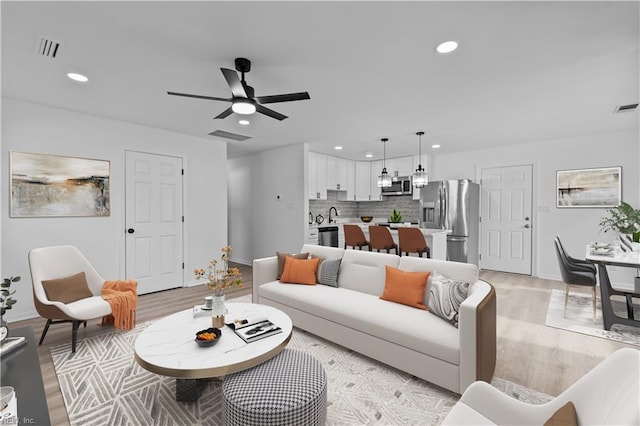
[381,176,413,195]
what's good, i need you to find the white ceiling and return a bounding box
[2,1,638,160]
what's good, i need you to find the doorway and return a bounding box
[480,164,533,275]
[125,151,184,294]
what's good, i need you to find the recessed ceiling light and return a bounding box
[334,146,343,150]
[365,152,373,158]
[431,144,441,149]
[67,72,88,82]
[238,119,250,125]
[436,41,458,54]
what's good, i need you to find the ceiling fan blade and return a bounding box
[167,91,231,102]
[256,104,288,121]
[214,107,234,119]
[221,68,248,98]
[255,92,311,104]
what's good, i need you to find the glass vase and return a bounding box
[211,294,227,328]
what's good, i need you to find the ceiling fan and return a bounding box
[167,57,310,121]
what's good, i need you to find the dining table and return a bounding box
[585,240,640,331]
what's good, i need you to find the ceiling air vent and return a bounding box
[35,35,62,58]
[208,130,252,142]
[614,103,639,113]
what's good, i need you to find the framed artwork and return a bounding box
[10,151,110,217]
[556,166,621,208]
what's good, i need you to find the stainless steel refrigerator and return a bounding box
[419,179,480,265]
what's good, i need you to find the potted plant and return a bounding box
[389,209,403,228]
[599,201,640,242]
[1,276,20,342]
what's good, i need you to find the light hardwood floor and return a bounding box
[7,265,633,425]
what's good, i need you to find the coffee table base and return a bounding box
[176,378,207,402]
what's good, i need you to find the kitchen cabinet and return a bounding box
[347,160,356,200]
[394,156,414,177]
[354,161,372,201]
[308,152,328,200]
[306,227,319,245]
[327,157,354,197]
[370,160,383,201]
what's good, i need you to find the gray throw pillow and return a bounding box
[317,258,341,287]
[427,271,469,328]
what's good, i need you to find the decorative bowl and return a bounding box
[195,327,222,347]
[0,386,14,410]
[360,216,373,223]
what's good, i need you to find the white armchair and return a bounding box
[442,348,640,425]
[29,246,112,353]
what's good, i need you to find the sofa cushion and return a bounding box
[428,271,470,328]
[317,258,341,287]
[380,265,429,310]
[259,281,460,364]
[338,250,400,296]
[276,252,309,279]
[280,257,321,285]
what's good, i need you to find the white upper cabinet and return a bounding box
[354,161,372,201]
[347,159,356,200]
[395,156,414,177]
[370,160,383,201]
[327,156,352,194]
[308,152,328,200]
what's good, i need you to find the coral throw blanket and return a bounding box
[101,279,138,330]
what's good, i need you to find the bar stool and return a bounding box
[398,227,430,258]
[343,224,370,250]
[369,225,398,254]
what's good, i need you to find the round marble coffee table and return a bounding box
[134,302,292,401]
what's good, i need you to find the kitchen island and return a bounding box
[359,224,449,260]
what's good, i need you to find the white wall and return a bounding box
[1,98,228,321]
[431,130,639,284]
[228,143,307,264]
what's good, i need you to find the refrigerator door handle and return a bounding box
[441,187,447,229]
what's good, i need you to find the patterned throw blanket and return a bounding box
[101,279,138,330]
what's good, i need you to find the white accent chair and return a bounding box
[29,246,112,353]
[442,347,640,425]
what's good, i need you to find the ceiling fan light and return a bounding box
[232,99,256,115]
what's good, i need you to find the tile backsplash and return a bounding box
[309,190,419,223]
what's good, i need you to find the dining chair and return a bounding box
[343,224,370,250]
[553,237,597,322]
[29,245,113,353]
[398,227,430,258]
[369,225,398,254]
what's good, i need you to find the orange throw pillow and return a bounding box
[280,257,321,285]
[380,265,430,310]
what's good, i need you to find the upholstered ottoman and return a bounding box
[222,348,327,426]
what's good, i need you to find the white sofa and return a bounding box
[253,244,496,394]
[442,347,640,425]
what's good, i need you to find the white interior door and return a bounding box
[480,164,533,275]
[125,151,183,294]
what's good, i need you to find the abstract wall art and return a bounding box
[10,151,110,217]
[556,166,621,208]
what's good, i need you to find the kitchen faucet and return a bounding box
[328,206,338,223]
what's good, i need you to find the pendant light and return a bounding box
[413,131,428,188]
[377,138,392,187]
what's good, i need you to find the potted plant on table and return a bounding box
[1,276,20,342]
[599,201,640,242]
[194,246,243,328]
[389,209,403,228]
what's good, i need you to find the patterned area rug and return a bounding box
[545,289,640,347]
[51,296,551,425]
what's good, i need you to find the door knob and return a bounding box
[524,224,530,228]
[127,228,135,234]
[525,217,530,221]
